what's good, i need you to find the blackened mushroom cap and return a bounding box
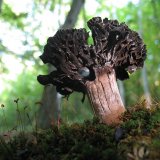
[87,17,146,79]
[37,17,147,96]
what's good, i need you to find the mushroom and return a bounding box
[37,17,146,125]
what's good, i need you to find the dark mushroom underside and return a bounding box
[37,17,146,124]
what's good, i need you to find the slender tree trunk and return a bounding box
[138,0,151,108]
[86,67,125,124]
[61,0,85,29]
[37,0,85,128]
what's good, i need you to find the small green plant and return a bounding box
[14,98,24,134]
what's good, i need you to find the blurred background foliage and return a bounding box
[0,0,160,131]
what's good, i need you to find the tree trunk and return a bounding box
[37,0,85,128]
[138,0,151,108]
[37,85,59,128]
[62,0,85,29]
[86,67,125,124]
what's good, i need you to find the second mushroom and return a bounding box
[37,17,146,125]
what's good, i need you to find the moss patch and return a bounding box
[1,103,160,160]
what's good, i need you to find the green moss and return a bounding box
[1,103,160,159]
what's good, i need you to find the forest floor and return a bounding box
[0,102,160,160]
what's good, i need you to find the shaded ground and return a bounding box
[0,102,160,160]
